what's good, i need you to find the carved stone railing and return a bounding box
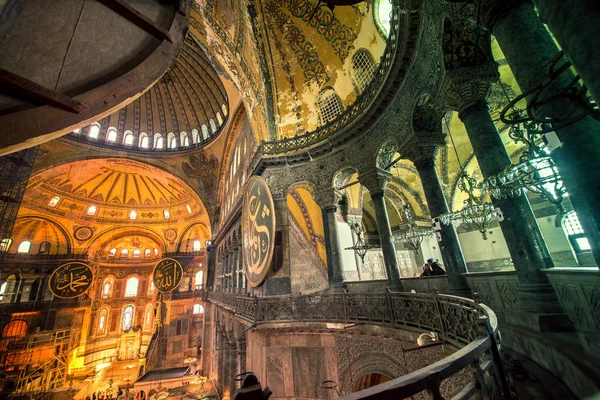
[208,290,507,398]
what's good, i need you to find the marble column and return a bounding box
[315,188,345,292]
[485,0,600,266]
[531,0,600,106]
[231,248,239,293]
[459,100,571,328]
[404,140,471,297]
[359,169,403,290]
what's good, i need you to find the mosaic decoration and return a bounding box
[242,176,276,287]
[48,262,93,299]
[73,226,94,242]
[164,229,178,242]
[152,258,184,292]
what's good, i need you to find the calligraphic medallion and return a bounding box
[152,258,183,292]
[48,262,93,298]
[242,176,276,287]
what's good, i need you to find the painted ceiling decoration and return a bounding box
[67,36,229,152]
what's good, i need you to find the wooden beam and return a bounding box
[97,0,174,43]
[0,68,89,114]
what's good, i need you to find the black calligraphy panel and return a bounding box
[48,262,93,298]
[152,258,183,292]
[242,176,276,287]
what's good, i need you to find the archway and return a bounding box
[353,372,393,392]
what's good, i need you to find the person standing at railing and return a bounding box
[420,258,446,277]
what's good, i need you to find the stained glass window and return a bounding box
[121,305,135,331]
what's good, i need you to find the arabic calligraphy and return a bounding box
[48,262,93,298]
[242,176,276,287]
[152,258,183,292]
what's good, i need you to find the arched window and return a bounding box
[216,112,223,126]
[193,304,204,314]
[133,249,141,258]
[180,131,190,147]
[109,248,117,257]
[562,211,591,252]
[102,278,113,299]
[191,129,199,144]
[123,131,134,145]
[48,196,61,208]
[168,132,177,149]
[195,271,203,288]
[129,210,137,220]
[201,125,209,140]
[154,248,159,256]
[17,241,31,253]
[73,128,80,134]
[139,132,149,148]
[352,49,376,93]
[106,127,118,142]
[148,279,155,294]
[186,204,192,214]
[193,240,201,252]
[318,88,343,126]
[97,308,108,335]
[222,104,228,116]
[0,282,7,301]
[154,133,164,149]
[1,275,18,303]
[374,0,393,37]
[89,123,100,139]
[125,277,139,297]
[144,249,151,258]
[0,238,12,252]
[38,241,50,254]
[2,320,27,337]
[87,205,97,216]
[163,210,170,219]
[120,248,129,258]
[144,304,154,330]
[210,119,217,133]
[121,305,135,331]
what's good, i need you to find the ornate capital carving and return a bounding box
[313,187,343,209]
[359,168,392,196]
[399,133,444,167]
[438,63,499,112]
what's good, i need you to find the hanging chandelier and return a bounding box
[345,222,379,263]
[394,205,433,253]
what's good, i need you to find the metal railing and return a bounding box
[208,291,508,399]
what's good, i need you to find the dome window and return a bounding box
[48,196,61,208]
[123,131,134,145]
[186,204,192,214]
[17,241,31,254]
[163,210,170,219]
[87,205,97,216]
[193,240,201,252]
[129,210,137,220]
[89,123,100,139]
[106,127,118,142]
[109,248,117,257]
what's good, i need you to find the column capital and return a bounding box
[400,133,445,167]
[359,168,392,197]
[439,64,499,113]
[481,0,530,32]
[313,187,343,210]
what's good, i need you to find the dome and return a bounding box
[67,37,229,152]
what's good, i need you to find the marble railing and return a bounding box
[208,290,507,399]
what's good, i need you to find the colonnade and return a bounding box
[216,231,246,294]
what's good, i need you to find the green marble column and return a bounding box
[412,150,471,297]
[486,0,600,267]
[460,101,570,323]
[315,188,346,292]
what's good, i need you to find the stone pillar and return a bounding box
[314,187,345,292]
[402,138,471,297]
[231,247,239,293]
[359,169,403,290]
[484,0,600,266]
[531,0,600,106]
[459,100,571,329]
[266,196,292,295]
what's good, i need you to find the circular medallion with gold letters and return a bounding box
[242,176,276,287]
[152,258,183,292]
[48,262,93,298]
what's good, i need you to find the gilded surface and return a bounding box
[152,258,184,292]
[48,262,93,298]
[242,176,276,287]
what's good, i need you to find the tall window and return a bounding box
[191,129,199,144]
[102,278,113,299]
[17,241,31,253]
[121,305,135,331]
[87,205,97,216]
[139,132,149,148]
[125,277,139,297]
[106,127,118,142]
[148,279,155,294]
[195,270,203,288]
[38,241,50,254]
[352,49,376,93]
[193,304,204,314]
[168,132,177,149]
[217,112,223,126]
[0,238,12,252]
[317,88,343,126]
[193,240,201,252]
[201,125,209,140]
[0,282,7,302]
[123,131,134,145]
[144,304,154,331]
[154,133,164,149]
[222,104,228,116]
[88,123,100,139]
[210,119,217,133]
[48,196,61,208]
[562,211,591,252]
[97,308,108,335]
[180,131,190,146]
[144,249,151,258]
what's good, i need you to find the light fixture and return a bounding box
[344,223,379,263]
[394,205,433,253]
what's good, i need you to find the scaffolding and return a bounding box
[0,329,73,399]
[0,146,39,267]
